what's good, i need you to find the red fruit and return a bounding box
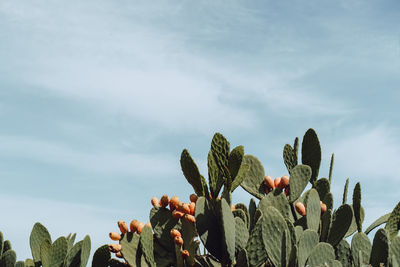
[189,194,198,203]
[170,196,180,210]
[174,236,184,246]
[178,203,191,214]
[160,195,169,208]
[109,232,121,241]
[181,250,190,259]
[108,244,122,253]
[189,202,196,215]
[264,175,275,190]
[118,220,128,234]
[116,252,123,258]
[144,222,152,229]
[130,219,140,233]
[172,210,184,219]
[295,202,306,216]
[320,201,327,214]
[279,175,290,189]
[170,229,181,238]
[284,187,290,196]
[274,177,281,188]
[185,214,196,223]
[151,197,159,207]
[137,222,145,234]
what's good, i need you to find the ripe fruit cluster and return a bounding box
[170,228,190,259]
[151,194,197,223]
[263,175,290,195]
[108,219,151,258]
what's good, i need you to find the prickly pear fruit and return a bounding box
[181,250,189,259]
[160,195,169,208]
[189,194,198,203]
[109,232,121,241]
[185,214,196,223]
[284,187,290,196]
[170,229,181,238]
[116,252,123,258]
[264,175,275,190]
[178,203,191,214]
[130,219,140,233]
[118,220,128,234]
[320,201,327,214]
[295,202,306,216]
[174,236,184,246]
[189,202,196,215]
[151,197,159,207]
[109,244,122,253]
[144,222,152,229]
[172,210,185,219]
[274,177,281,188]
[137,222,145,234]
[170,196,180,210]
[279,175,289,189]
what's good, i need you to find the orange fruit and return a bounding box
[320,201,327,214]
[189,194,198,203]
[109,232,121,241]
[116,252,123,258]
[185,214,196,223]
[264,175,275,190]
[295,202,306,216]
[181,250,190,259]
[108,244,122,253]
[174,236,184,246]
[118,220,128,234]
[172,210,184,219]
[144,222,152,229]
[130,219,140,233]
[170,229,181,238]
[274,177,281,188]
[151,197,159,207]
[160,195,169,208]
[279,175,289,189]
[170,196,180,210]
[189,202,196,215]
[137,222,145,234]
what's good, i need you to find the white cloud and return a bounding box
[0,135,179,177]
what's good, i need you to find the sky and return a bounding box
[1,0,400,262]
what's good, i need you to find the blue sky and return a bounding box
[1,0,399,261]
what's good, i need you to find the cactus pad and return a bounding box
[297,229,319,267]
[120,232,141,266]
[305,242,335,267]
[327,204,353,247]
[91,245,110,267]
[301,128,321,185]
[181,149,206,197]
[365,213,391,235]
[305,189,321,232]
[351,232,371,267]
[369,228,389,267]
[259,189,291,218]
[335,239,351,267]
[288,165,312,203]
[385,201,400,240]
[240,155,265,199]
[246,217,267,267]
[283,144,297,173]
[30,222,52,264]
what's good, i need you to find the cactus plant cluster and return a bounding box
[1,129,400,267]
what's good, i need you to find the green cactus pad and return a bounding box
[231,163,250,193]
[283,144,297,173]
[42,236,68,267]
[335,239,351,267]
[345,205,365,238]
[233,209,248,229]
[288,164,312,203]
[64,240,82,267]
[208,150,220,199]
[228,145,244,180]
[240,155,265,199]
[288,244,297,267]
[353,182,362,233]
[149,207,180,252]
[91,245,110,267]
[294,226,303,243]
[236,249,249,267]
[305,189,321,232]
[385,201,400,240]
[301,128,321,185]
[181,149,206,197]
[261,206,291,267]
[181,217,198,266]
[79,235,90,267]
[351,232,371,267]
[2,240,11,254]
[327,259,343,267]
[365,213,391,235]
[219,198,236,264]
[120,232,141,266]
[315,178,330,201]
[25,258,35,267]
[15,261,24,267]
[327,204,353,247]
[30,222,52,264]
[40,239,51,267]
[320,209,332,242]
[67,233,76,253]
[235,217,249,255]
[305,242,335,267]
[391,236,400,266]
[246,217,267,267]
[0,232,3,258]
[249,198,257,232]
[140,226,155,267]
[369,228,389,267]
[195,196,223,260]
[235,203,250,229]
[210,133,230,196]
[297,229,319,267]
[0,250,16,267]
[153,239,175,267]
[258,189,291,218]
[342,178,349,205]
[285,218,296,248]
[323,192,334,211]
